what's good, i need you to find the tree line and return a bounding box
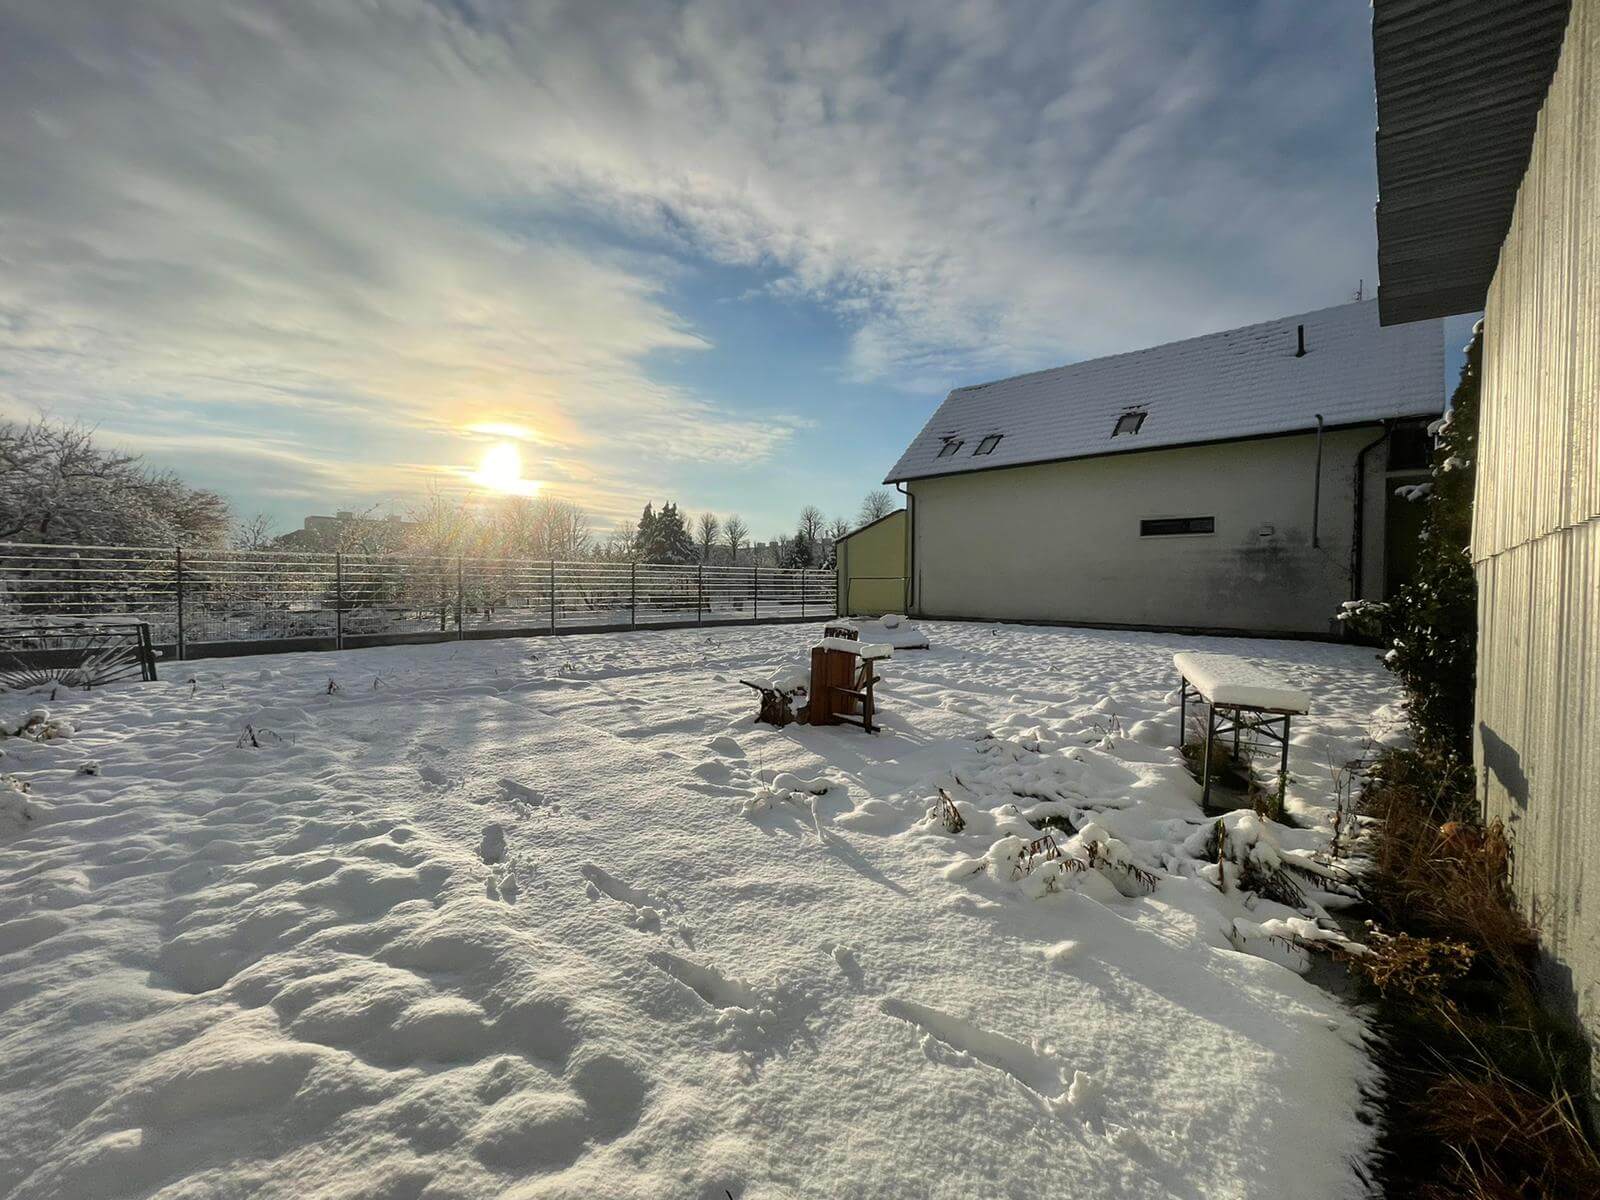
[2,416,902,569]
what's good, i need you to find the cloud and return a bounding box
[0,0,1382,519]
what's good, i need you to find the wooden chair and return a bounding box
[807,636,890,733]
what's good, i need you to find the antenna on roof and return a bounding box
[1296,324,1307,358]
[1352,278,1365,302]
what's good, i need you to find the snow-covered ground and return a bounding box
[0,621,1399,1199]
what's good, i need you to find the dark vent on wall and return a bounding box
[1140,516,1215,537]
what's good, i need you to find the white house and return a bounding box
[883,300,1444,636]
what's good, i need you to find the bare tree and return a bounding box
[0,416,231,546]
[695,511,721,563]
[494,495,590,560]
[597,519,636,561]
[826,516,851,543]
[722,514,748,564]
[797,505,826,544]
[230,513,278,551]
[858,488,896,526]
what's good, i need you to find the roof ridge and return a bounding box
[949,299,1377,398]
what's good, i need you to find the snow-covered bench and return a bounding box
[1173,652,1309,816]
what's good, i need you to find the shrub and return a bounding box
[1342,326,1481,764]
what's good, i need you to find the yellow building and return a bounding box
[833,509,907,617]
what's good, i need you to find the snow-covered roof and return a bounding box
[884,300,1444,484]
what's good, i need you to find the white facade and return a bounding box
[887,300,1445,635]
[906,428,1395,635]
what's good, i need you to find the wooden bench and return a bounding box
[1173,652,1309,818]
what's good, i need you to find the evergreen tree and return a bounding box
[634,503,662,562]
[783,526,815,569]
[656,503,696,564]
[1342,324,1480,764]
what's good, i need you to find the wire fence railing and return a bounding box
[0,542,837,660]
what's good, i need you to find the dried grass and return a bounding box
[1358,748,1597,1200]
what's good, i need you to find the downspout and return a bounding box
[1311,414,1324,548]
[1350,423,1392,601]
[894,481,914,615]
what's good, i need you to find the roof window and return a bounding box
[1113,411,1146,437]
[937,437,963,458]
[973,434,1003,456]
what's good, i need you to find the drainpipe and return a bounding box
[894,481,914,615]
[1350,423,1392,601]
[1311,414,1324,548]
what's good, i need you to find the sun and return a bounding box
[472,442,537,495]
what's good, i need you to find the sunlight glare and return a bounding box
[473,442,538,495]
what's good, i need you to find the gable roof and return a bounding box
[883,300,1444,484]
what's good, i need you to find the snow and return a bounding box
[885,299,1444,483]
[842,614,930,649]
[1173,652,1311,713]
[0,621,1398,1198]
[817,635,891,659]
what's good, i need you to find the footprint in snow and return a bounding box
[478,824,506,864]
[579,863,673,932]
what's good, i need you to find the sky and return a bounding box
[0,0,1475,544]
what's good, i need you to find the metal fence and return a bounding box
[0,542,837,660]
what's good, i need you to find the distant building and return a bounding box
[834,509,908,616]
[276,511,415,552]
[882,300,1444,636]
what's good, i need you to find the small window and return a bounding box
[1140,516,1214,537]
[937,437,963,458]
[1113,411,1146,437]
[973,434,1003,456]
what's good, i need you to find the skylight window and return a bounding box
[1113,411,1147,437]
[937,437,963,458]
[973,434,1003,456]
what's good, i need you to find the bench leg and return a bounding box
[1200,704,1215,809]
[1275,716,1290,821]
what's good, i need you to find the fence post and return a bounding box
[630,561,637,629]
[335,552,344,650]
[697,563,704,626]
[549,560,557,634]
[174,545,186,661]
[456,556,464,640]
[752,564,759,622]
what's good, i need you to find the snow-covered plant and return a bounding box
[4,707,74,742]
[1339,325,1480,764]
[934,788,965,834]
[1190,812,1315,907]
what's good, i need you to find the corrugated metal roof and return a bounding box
[1373,0,1573,325]
[883,300,1444,484]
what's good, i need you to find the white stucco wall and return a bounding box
[906,428,1390,635]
